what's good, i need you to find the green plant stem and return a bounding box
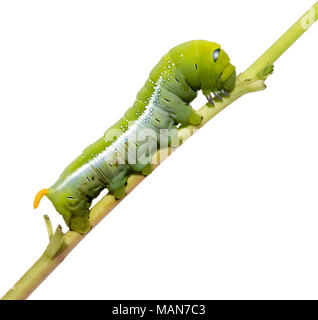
[2,2,318,300]
[241,1,318,81]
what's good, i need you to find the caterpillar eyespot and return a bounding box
[213,48,221,62]
[34,40,236,234]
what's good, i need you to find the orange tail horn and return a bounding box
[34,189,49,209]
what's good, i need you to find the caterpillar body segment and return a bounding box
[34,40,236,233]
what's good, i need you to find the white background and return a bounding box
[0,0,317,300]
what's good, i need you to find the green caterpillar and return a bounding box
[34,40,236,233]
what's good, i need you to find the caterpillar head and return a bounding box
[213,48,236,86]
[201,43,236,104]
[169,40,236,103]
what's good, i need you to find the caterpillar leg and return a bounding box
[220,89,229,97]
[109,175,128,199]
[188,109,202,126]
[141,163,153,176]
[107,170,129,199]
[205,89,229,106]
[112,185,126,199]
[69,211,91,234]
[156,87,202,127]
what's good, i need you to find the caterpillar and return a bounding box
[34,40,236,234]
